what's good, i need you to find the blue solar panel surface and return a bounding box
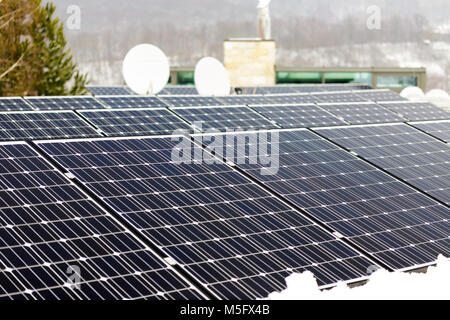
[0,142,204,300]
[379,101,450,121]
[26,97,105,110]
[87,87,132,96]
[410,120,450,143]
[78,108,192,136]
[354,90,407,102]
[0,98,33,111]
[97,96,168,109]
[37,136,377,299]
[159,96,224,107]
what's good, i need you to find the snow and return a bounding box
[266,255,449,300]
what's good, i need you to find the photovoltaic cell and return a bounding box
[316,123,450,206]
[0,111,101,141]
[171,106,279,132]
[97,96,168,109]
[78,108,192,136]
[379,101,450,121]
[0,98,33,111]
[354,89,406,102]
[251,104,346,128]
[159,96,224,107]
[214,129,449,271]
[318,102,406,124]
[311,92,368,103]
[37,136,377,299]
[87,86,132,96]
[26,97,105,110]
[0,142,204,300]
[410,120,450,143]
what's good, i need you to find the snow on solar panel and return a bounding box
[0,111,102,141]
[97,96,168,109]
[25,96,105,110]
[0,98,34,111]
[250,104,346,128]
[171,105,279,132]
[36,136,376,299]
[215,95,271,105]
[379,101,450,121]
[209,129,450,271]
[77,108,192,136]
[160,87,198,95]
[87,86,132,96]
[354,89,406,102]
[410,120,450,143]
[0,142,204,300]
[159,96,224,107]
[311,91,368,103]
[315,123,450,206]
[264,94,318,104]
[318,102,406,124]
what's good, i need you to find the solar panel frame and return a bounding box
[170,105,280,132]
[379,101,450,121]
[0,98,34,111]
[36,134,379,299]
[0,110,102,141]
[249,103,347,128]
[25,96,106,110]
[203,128,450,272]
[317,101,407,125]
[409,120,450,143]
[96,95,169,109]
[0,141,206,300]
[77,108,193,137]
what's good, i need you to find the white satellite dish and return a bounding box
[122,44,170,95]
[194,57,231,96]
[426,89,450,110]
[400,86,425,101]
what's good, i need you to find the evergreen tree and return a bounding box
[0,0,88,96]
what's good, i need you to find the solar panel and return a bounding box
[251,104,346,128]
[216,129,450,271]
[232,87,257,95]
[0,111,102,141]
[160,86,198,95]
[255,86,301,94]
[215,95,271,105]
[318,102,406,124]
[171,105,279,132]
[315,123,450,206]
[37,136,376,299]
[97,96,168,109]
[379,101,450,121]
[26,96,105,110]
[77,108,192,137]
[410,120,450,143]
[159,96,224,107]
[87,86,132,96]
[0,98,34,111]
[0,142,204,300]
[311,91,368,103]
[354,89,406,102]
[264,94,318,104]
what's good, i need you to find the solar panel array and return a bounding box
[0,111,101,141]
[160,87,198,95]
[0,142,204,300]
[0,84,448,300]
[78,108,192,136]
[87,86,132,96]
[37,137,376,299]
